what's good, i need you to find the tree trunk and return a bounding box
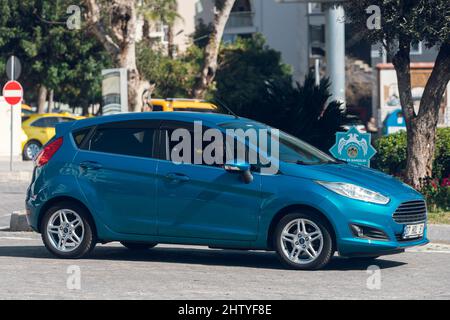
[193,0,236,99]
[37,85,47,114]
[167,24,175,59]
[85,0,149,112]
[393,40,450,189]
[47,89,54,113]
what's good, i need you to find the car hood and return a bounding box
[280,162,421,197]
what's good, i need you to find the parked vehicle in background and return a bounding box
[21,113,85,160]
[21,104,34,116]
[26,112,428,270]
[150,99,221,113]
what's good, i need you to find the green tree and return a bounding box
[140,0,179,58]
[137,43,202,98]
[0,0,110,113]
[343,0,450,188]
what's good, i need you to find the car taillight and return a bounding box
[35,137,63,167]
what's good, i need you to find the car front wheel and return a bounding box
[274,213,334,270]
[41,202,96,259]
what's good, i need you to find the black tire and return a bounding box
[121,242,157,250]
[41,201,96,259]
[22,140,42,161]
[274,212,334,270]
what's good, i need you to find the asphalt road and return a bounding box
[0,231,449,299]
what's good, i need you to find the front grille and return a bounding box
[393,200,427,224]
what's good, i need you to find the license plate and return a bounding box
[403,223,424,239]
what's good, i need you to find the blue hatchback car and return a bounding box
[26,112,428,270]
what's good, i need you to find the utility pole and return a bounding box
[276,0,346,104]
[325,5,346,105]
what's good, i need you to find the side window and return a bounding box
[31,117,59,128]
[59,117,77,123]
[88,125,155,158]
[161,122,225,168]
[152,104,163,112]
[72,128,92,148]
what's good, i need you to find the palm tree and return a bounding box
[140,0,180,58]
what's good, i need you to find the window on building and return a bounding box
[308,3,323,14]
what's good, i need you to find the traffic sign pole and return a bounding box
[3,80,24,172]
[10,58,14,171]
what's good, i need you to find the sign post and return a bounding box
[329,126,376,167]
[3,55,23,171]
[2,80,23,171]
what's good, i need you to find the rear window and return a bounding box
[31,117,59,128]
[72,128,91,147]
[88,127,155,158]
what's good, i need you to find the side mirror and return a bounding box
[224,161,253,184]
[224,161,250,173]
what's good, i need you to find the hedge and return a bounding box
[372,127,450,179]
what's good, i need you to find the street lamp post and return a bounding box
[276,0,346,105]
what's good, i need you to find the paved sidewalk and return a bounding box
[0,158,33,183]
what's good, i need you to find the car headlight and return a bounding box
[316,181,390,205]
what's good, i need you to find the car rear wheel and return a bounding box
[23,140,42,161]
[120,242,157,250]
[41,202,96,259]
[274,213,334,270]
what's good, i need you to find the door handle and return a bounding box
[165,173,190,182]
[79,161,102,170]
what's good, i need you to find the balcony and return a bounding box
[226,11,255,29]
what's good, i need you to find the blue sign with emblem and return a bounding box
[329,126,376,167]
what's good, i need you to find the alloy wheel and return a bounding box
[280,218,324,265]
[46,209,85,253]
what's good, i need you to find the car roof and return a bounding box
[26,113,80,119]
[151,99,217,110]
[70,112,252,130]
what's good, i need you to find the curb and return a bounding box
[427,224,450,245]
[9,211,32,232]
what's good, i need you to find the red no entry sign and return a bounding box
[2,80,23,105]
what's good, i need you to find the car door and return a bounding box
[73,119,160,235]
[155,121,262,241]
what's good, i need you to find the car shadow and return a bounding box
[0,244,407,271]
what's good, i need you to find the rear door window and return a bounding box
[86,121,158,159]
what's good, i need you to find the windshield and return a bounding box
[220,121,337,165]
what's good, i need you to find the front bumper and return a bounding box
[326,191,429,257]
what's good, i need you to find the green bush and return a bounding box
[372,128,450,212]
[372,128,450,179]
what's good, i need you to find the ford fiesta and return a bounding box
[26,112,428,270]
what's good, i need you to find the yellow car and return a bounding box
[21,104,35,116]
[150,99,220,113]
[21,113,84,160]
